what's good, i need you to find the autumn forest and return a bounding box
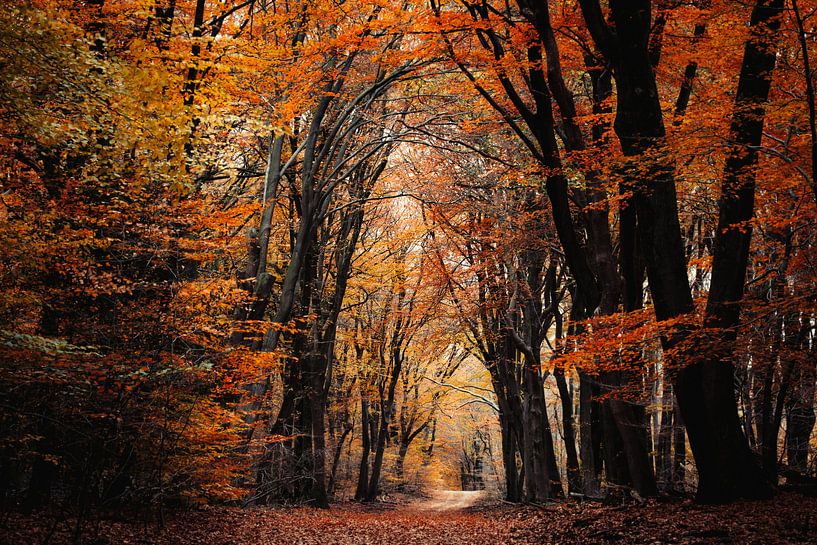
[1,0,817,543]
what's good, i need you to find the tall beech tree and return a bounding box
[578,0,784,502]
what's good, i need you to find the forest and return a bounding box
[0,0,816,543]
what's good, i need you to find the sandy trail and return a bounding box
[411,490,486,512]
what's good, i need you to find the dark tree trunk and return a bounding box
[786,382,816,473]
[305,352,329,507]
[612,132,657,498]
[673,2,709,119]
[421,418,437,467]
[395,441,409,486]
[792,0,817,204]
[293,390,314,500]
[521,364,551,502]
[497,401,522,502]
[656,384,674,489]
[485,344,524,503]
[528,0,660,497]
[144,0,177,51]
[672,398,686,491]
[366,413,388,502]
[355,399,371,501]
[601,401,631,491]
[579,372,602,497]
[555,368,582,495]
[608,395,658,497]
[542,394,564,498]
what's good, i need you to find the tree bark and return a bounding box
[579,372,603,497]
[672,398,686,491]
[656,383,674,490]
[555,368,582,495]
[354,399,371,501]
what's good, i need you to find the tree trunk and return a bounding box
[608,397,657,497]
[786,377,816,474]
[579,372,602,497]
[786,318,816,474]
[497,402,522,502]
[656,384,674,490]
[395,440,409,487]
[520,359,551,502]
[328,423,352,496]
[486,348,524,503]
[355,399,371,501]
[305,352,329,507]
[366,413,388,502]
[672,398,686,492]
[366,347,403,501]
[555,368,582,495]
[542,396,563,498]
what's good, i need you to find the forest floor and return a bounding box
[3,491,817,545]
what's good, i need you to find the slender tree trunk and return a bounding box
[785,309,816,475]
[355,399,371,501]
[555,368,582,495]
[366,413,388,502]
[328,423,352,496]
[395,440,409,487]
[306,352,329,507]
[146,0,177,51]
[657,383,674,490]
[673,2,709,119]
[542,393,563,498]
[366,347,403,501]
[292,386,314,500]
[792,0,817,203]
[672,398,686,491]
[579,372,602,497]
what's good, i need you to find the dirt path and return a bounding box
[4,492,816,544]
[6,504,517,545]
[411,490,486,512]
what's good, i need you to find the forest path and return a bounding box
[147,501,516,545]
[410,489,486,512]
[6,492,815,544]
